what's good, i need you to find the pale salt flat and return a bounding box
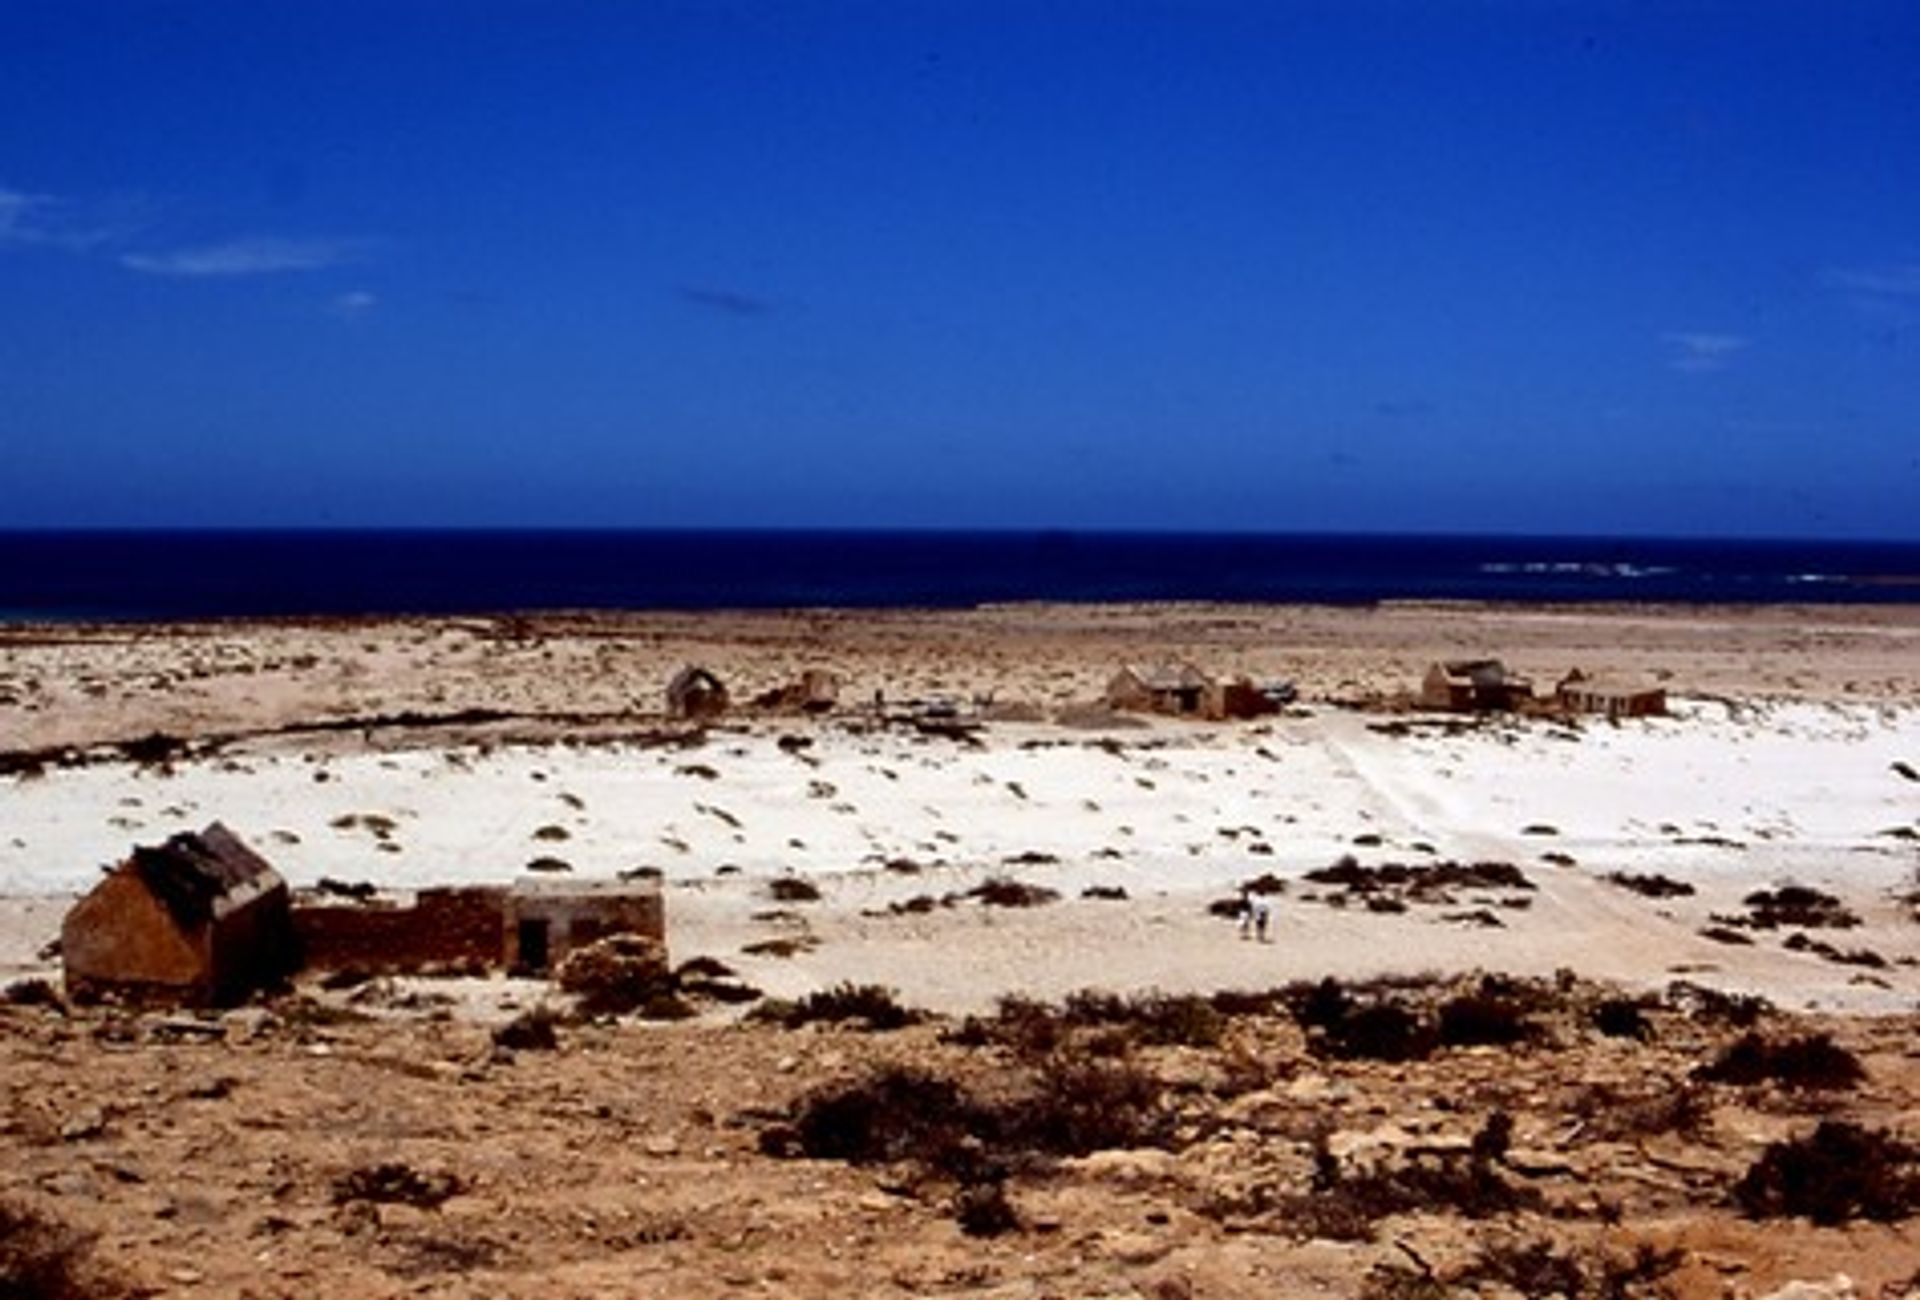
[4,699,1917,1012]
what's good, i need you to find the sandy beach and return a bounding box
[4,602,1920,1297]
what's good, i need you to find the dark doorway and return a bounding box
[517,918,551,972]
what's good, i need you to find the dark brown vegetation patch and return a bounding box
[0,1198,130,1300]
[1732,1121,1920,1225]
[1285,975,1546,1062]
[764,1051,1172,1176]
[1782,932,1888,968]
[1301,856,1534,912]
[947,990,1229,1057]
[1734,885,1859,930]
[1695,1032,1865,1091]
[766,876,822,903]
[750,982,923,1031]
[1604,871,1696,899]
[332,1162,464,1210]
[1225,1113,1540,1242]
[965,877,1061,908]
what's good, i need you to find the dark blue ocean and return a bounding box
[2,531,1918,622]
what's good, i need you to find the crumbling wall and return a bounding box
[294,887,508,972]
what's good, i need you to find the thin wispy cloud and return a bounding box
[1820,263,1920,297]
[678,285,772,316]
[328,289,378,317]
[0,185,127,252]
[1662,331,1748,373]
[121,236,372,277]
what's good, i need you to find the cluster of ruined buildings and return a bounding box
[1098,658,1665,722]
[676,657,1664,725]
[1418,660,1667,719]
[60,823,664,1008]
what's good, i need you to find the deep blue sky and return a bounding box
[3,2,1917,536]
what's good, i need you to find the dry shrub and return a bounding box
[752,982,923,1031]
[770,1067,976,1165]
[953,1180,1019,1236]
[1,978,62,1010]
[674,955,733,980]
[1695,1032,1865,1091]
[1604,871,1695,898]
[951,990,1227,1055]
[1312,1000,1435,1063]
[333,1162,464,1210]
[1738,885,1859,930]
[1733,1121,1920,1224]
[1208,988,1290,1018]
[1698,924,1754,946]
[1591,997,1653,1040]
[1255,1114,1539,1242]
[968,877,1060,908]
[1435,993,1542,1048]
[1064,990,1226,1048]
[0,1199,130,1300]
[1570,1081,1708,1141]
[1016,1053,1171,1157]
[767,877,822,902]
[1782,932,1888,968]
[635,991,698,1020]
[1459,1238,1686,1299]
[555,933,671,1016]
[768,1050,1170,1174]
[491,1007,559,1051]
[1664,981,1771,1027]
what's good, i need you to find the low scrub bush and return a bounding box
[1435,993,1542,1048]
[1256,1114,1538,1241]
[751,982,923,1031]
[1605,871,1695,899]
[1591,997,1653,1040]
[0,1198,130,1300]
[1733,1121,1920,1224]
[968,877,1060,908]
[1695,1032,1865,1091]
[767,877,822,903]
[1739,885,1859,930]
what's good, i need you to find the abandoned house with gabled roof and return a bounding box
[1106,661,1289,721]
[292,876,664,977]
[1420,660,1534,713]
[1555,669,1668,720]
[666,665,729,720]
[1106,661,1221,718]
[62,822,297,1007]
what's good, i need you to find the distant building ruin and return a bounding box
[292,877,664,976]
[62,823,297,1007]
[1555,670,1667,720]
[751,668,839,714]
[1419,660,1534,713]
[1106,662,1291,721]
[666,665,729,719]
[1106,662,1220,718]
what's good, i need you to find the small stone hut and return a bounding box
[62,823,296,1007]
[508,878,664,973]
[1555,670,1667,720]
[1420,660,1533,713]
[666,665,729,719]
